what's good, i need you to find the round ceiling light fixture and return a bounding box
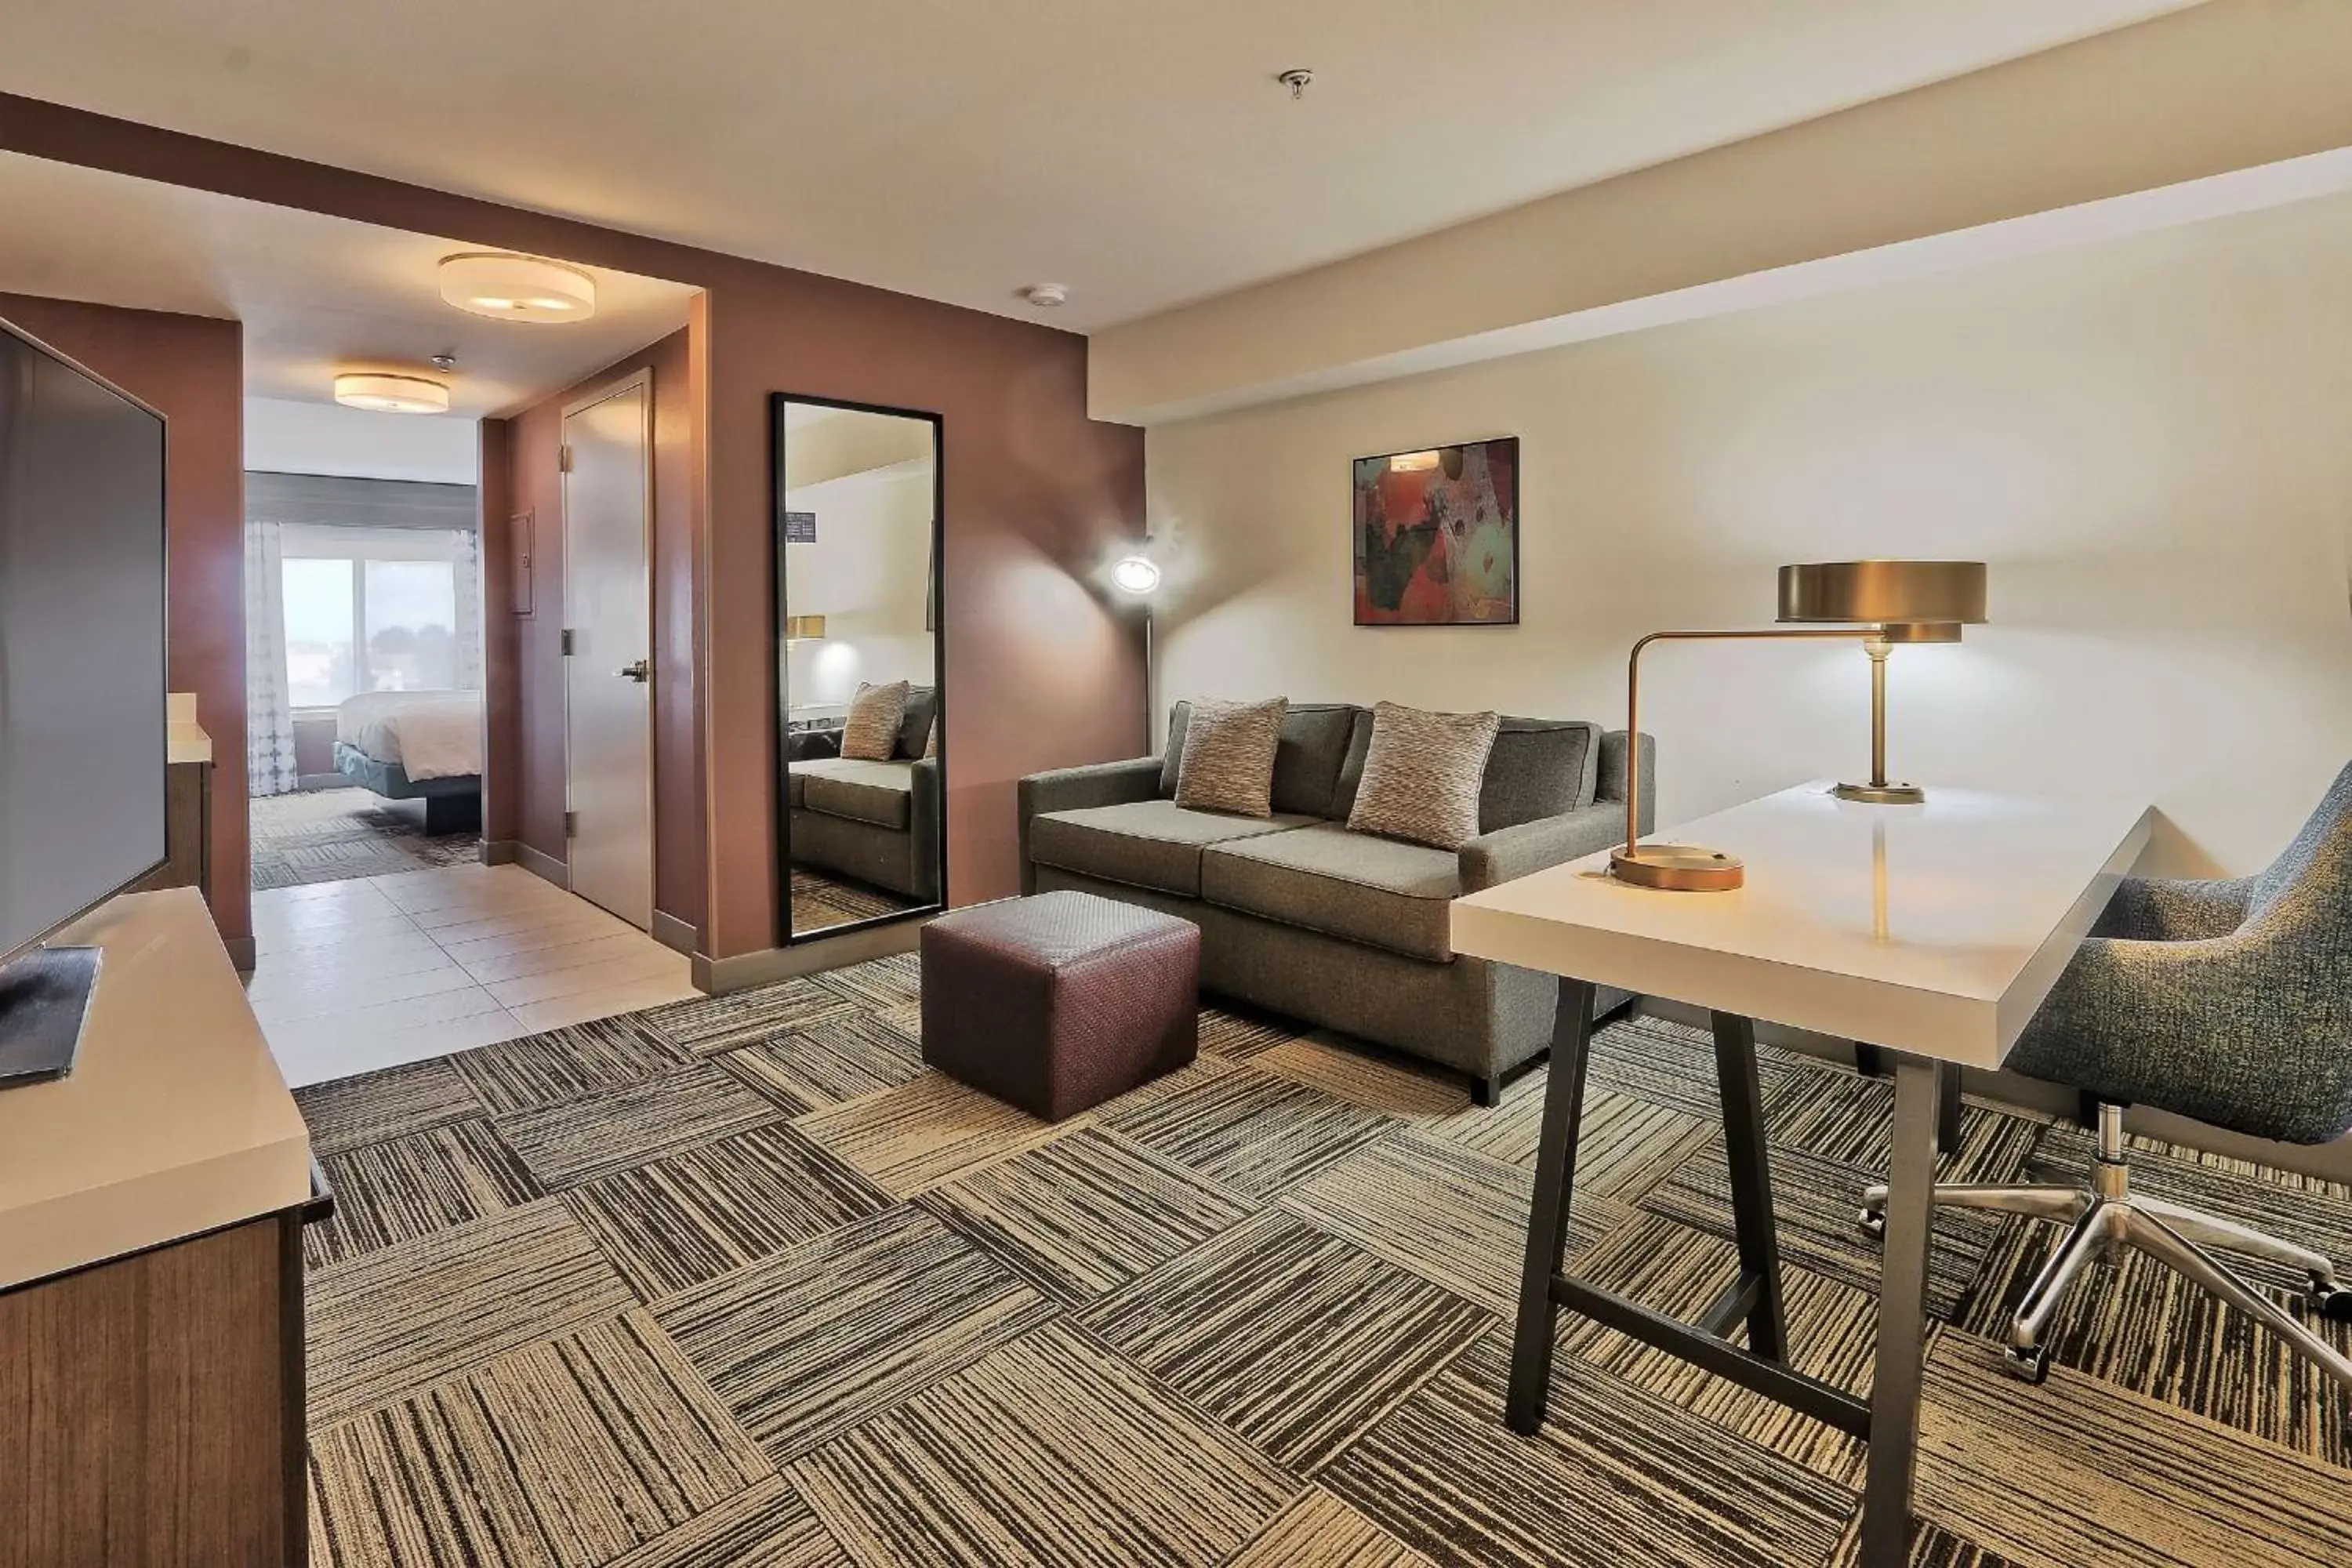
[1021,282,1069,309]
[438,252,598,323]
[333,372,450,415]
[1110,554,1162,597]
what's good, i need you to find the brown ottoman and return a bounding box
[920,891,1200,1121]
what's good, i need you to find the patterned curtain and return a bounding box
[453,526,485,691]
[245,520,301,797]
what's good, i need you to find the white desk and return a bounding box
[1452,782,2151,1567]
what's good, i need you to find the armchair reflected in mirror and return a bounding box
[771,394,944,940]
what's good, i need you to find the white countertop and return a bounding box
[1452,782,2153,1069]
[0,888,311,1290]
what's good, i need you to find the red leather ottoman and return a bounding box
[920,891,1200,1121]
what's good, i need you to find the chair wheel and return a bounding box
[1856,1208,1885,1240]
[2311,1281,2352,1323]
[2003,1345,2051,1385]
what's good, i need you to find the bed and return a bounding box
[332,690,485,836]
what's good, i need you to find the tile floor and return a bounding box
[249,863,699,1087]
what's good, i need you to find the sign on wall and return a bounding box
[783,510,817,544]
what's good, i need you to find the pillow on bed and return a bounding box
[840,681,911,761]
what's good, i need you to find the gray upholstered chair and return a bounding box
[1864,762,2352,1389]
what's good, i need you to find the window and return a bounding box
[280,526,475,709]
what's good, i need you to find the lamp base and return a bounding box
[1832,780,1926,806]
[1608,844,1744,892]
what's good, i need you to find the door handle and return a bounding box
[616,659,651,683]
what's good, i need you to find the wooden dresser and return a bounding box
[0,889,319,1566]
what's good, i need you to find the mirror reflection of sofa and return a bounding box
[1018,701,1653,1103]
[788,685,940,903]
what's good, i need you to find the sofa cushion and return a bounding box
[841,681,910,762]
[1174,697,1287,818]
[1346,702,1501,851]
[786,763,808,811]
[799,757,914,829]
[898,685,936,760]
[1482,718,1600,831]
[1030,799,1314,898]
[1162,701,1366,818]
[1202,821,1462,962]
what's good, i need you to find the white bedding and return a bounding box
[336,691,485,782]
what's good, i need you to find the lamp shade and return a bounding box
[1777,561,1985,636]
[333,373,449,414]
[784,615,827,641]
[438,252,597,323]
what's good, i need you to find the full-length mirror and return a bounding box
[773,394,943,940]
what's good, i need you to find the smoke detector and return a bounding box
[430,354,459,372]
[1021,283,1069,309]
[1276,67,1314,100]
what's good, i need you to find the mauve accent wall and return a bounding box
[497,328,704,934]
[0,94,1147,961]
[0,293,249,949]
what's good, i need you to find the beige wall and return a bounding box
[1147,190,2352,881]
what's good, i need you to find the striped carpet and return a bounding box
[252,786,479,891]
[791,865,921,935]
[294,959,2352,1567]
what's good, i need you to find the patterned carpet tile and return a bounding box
[603,1477,849,1568]
[494,1063,786,1189]
[917,1126,1256,1304]
[1767,1069,2045,1183]
[1100,1061,1393,1200]
[654,1204,1058,1463]
[1914,1329,2352,1567]
[786,1322,1297,1568]
[1250,1036,1473,1120]
[1956,1210,2350,1467]
[1278,1129,1537,1316]
[307,1116,541,1269]
[1583,1014,1808,1122]
[309,1309,770,1568]
[307,1197,636,1428]
[452,1014,694,1116]
[294,1054,487,1157]
[1433,1076,1715,1203]
[1323,1333,1857,1568]
[1548,1212,1877,1484]
[790,865,919,934]
[1641,1135,2009,1319]
[250,787,478,891]
[1822,1519,2027,1568]
[1198,1004,1309,1063]
[811,951,923,1011]
[640,978,864,1057]
[790,1071,1065,1198]
[720,1014,929,1114]
[1076,1209,1494,1472]
[1225,1489,1439,1568]
[563,1120,894,1300]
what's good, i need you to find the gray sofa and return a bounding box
[788,686,941,902]
[1018,702,1653,1102]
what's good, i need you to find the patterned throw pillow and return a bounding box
[840,681,910,762]
[1346,701,1502,850]
[923,712,938,759]
[1173,697,1288,818]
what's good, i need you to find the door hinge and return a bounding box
[561,627,576,655]
[558,443,574,473]
[563,809,578,839]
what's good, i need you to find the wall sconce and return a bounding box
[784,615,828,643]
[1110,555,1162,596]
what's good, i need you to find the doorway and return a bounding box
[561,371,656,930]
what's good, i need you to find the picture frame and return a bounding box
[1352,436,1519,626]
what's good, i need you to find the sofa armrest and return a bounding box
[1459,803,1626,895]
[1017,757,1163,894]
[911,757,942,902]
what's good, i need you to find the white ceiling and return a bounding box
[0,0,2201,332]
[0,154,698,418]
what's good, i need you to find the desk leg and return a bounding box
[1506,978,1596,1433]
[1860,1052,1944,1565]
[1711,1012,1788,1362]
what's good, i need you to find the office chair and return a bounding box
[1862,762,2352,1387]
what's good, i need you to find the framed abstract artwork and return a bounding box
[1352,436,1519,626]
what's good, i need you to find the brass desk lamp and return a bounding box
[1610,560,1987,892]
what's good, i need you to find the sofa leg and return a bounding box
[1473,1073,1502,1109]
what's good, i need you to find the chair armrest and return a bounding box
[2092,875,2253,942]
[1017,757,1163,895]
[1459,804,1625,895]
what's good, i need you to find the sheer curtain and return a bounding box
[245,520,301,797]
[453,526,485,691]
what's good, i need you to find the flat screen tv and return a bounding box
[0,317,168,1085]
